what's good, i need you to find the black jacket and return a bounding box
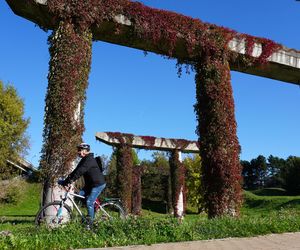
[65,153,105,188]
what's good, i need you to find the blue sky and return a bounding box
[1,0,300,167]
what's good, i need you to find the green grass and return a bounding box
[0,181,41,216]
[0,180,41,231]
[242,190,300,215]
[1,183,300,249]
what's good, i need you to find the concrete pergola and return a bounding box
[6,0,300,85]
[5,0,300,218]
[96,132,200,217]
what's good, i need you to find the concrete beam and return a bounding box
[6,158,37,172]
[5,0,300,85]
[95,132,200,153]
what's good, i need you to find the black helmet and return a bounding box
[77,143,90,151]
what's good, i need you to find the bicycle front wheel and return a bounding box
[35,201,72,228]
[95,201,126,221]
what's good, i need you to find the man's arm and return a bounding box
[64,159,88,184]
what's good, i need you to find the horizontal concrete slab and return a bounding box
[95,132,199,153]
[5,0,300,85]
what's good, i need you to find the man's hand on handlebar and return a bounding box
[58,179,69,187]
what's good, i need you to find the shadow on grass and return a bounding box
[142,199,167,214]
[0,215,35,224]
[278,199,300,208]
[251,188,287,196]
[245,196,300,211]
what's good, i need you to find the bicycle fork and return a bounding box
[56,203,64,224]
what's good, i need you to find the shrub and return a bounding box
[0,178,23,204]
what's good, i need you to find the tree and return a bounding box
[266,155,286,187]
[242,155,268,189]
[283,156,300,195]
[0,81,30,179]
[183,154,203,213]
[241,160,254,189]
[141,152,170,202]
[250,155,267,188]
[254,155,268,187]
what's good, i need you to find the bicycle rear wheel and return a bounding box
[95,201,126,221]
[35,201,72,228]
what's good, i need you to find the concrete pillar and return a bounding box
[40,20,92,224]
[176,152,184,218]
[169,150,186,219]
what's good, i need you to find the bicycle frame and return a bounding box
[59,188,112,219]
[61,190,85,218]
[35,185,126,227]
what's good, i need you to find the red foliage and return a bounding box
[241,34,281,64]
[116,145,133,215]
[48,0,281,63]
[194,58,242,218]
[106,131,134,145]
[140,136,156,147]
[48,0,128,30]
[170,139,191,150]
[131,165,144,215]
[40,21,92,182]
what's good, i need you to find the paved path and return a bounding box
[78,232,300,250]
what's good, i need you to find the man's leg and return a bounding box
[78,189,87,224]
[86,183,106,221]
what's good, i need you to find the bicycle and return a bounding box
[35,184,126,227]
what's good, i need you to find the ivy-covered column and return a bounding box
[132,164,143,215]
[116,145,133,215]
[194,58,242,218]
[40,20,92,204]
[166,174,173,214]
[169,150,186,218]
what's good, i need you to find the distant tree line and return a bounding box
[241,155,300,195]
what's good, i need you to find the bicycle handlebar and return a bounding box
[57,179,72,191]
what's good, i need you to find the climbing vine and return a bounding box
[122,2,281,67]
[40,20,92,183]
[45,0,281,66]
[48,0,128,31]
[132,164,144,215]
[193,34,242,217]
[116,145,133,215]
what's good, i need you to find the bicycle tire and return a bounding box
[35,201,72,227]
[95,201,126,221]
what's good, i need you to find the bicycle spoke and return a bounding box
[35,202,71,228]
[95,202,126,221]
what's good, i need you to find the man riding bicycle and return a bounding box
[59,143,106,228]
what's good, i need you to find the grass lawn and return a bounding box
[1,182,300,249]
[0,180,41,231]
